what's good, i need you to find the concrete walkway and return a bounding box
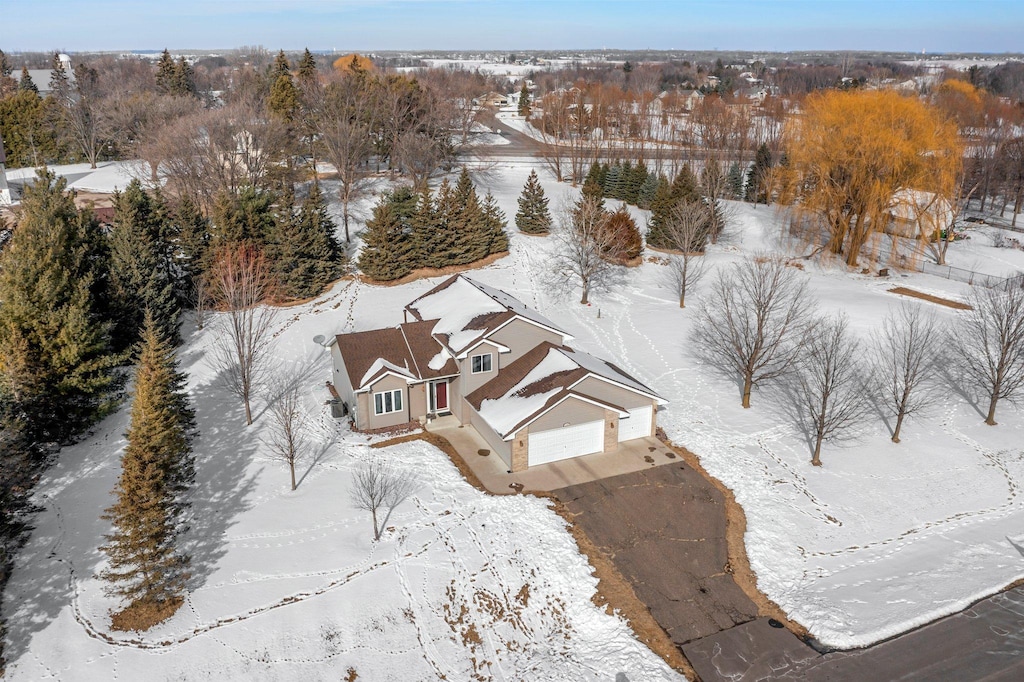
[425,416,679,494]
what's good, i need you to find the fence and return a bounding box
[915,260,1015,289]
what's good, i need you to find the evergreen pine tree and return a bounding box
[0,170,119,442]
[268,183,344,298]
[358,192,416,281]
[515,170,553,235]
[269,73,300,123]
[745,143,774,204]
[0,50,11,80]
[409,186,438,268]
[172,57,196,97]
[518,81,531,117]
[100,311,195,631]
[646,175,675,249]
[272,50,291,79]
[637,173,659,210]
[108,180,182,349]
[481,191,509,255]
[604,163,623,201]
[453,189,488,265]
[155,49,176,95]
[211,186,278,249]
[174,197,211,302]
[429,179,461,268]
[18,66,37,94]
[48,52,70,97]
[625,160,648,205]
[726,162,745,199]
[671,165,700,204]
[297,48,317,86]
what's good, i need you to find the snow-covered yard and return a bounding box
[4,159,1024,677]
[1,274,681,681]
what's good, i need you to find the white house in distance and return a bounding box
[330,275,666,472]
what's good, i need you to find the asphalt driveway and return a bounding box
[553,463,760,646]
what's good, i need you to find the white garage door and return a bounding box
[528,420,605,466]
[618,405,653,442]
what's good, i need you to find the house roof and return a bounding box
[466,341,665,439]
[405,275,570,356]
[335,320,458,391]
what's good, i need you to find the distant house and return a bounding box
[330,275,666,471]
[475,91,509,108]
[19,54,75,96]
[887,189,954,240]
[678,89,704,112]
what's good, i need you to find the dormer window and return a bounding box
[471,353,493,374]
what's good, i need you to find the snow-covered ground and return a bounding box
[5,160,1024,678]
[5,161,142,195]
[1,269,681,680]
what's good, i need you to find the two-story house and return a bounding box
[330,275,666,471]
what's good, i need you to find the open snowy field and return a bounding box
[4,160,1024,678]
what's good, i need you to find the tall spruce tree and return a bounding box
[18,66,37,94]
[211,186,278,249]
[481,191,509,255]
[726,162,745,199]
[100,312,195,631]
[745,143,773,204]
[409,186,438,268]
[108,180,182,349]
[0,170,119,442]
[358,191,415,281]
[646,175,675,249]
[518,81,531,117]
[515,170,553,235]
[297,48,317,86]
[155,49,176,94]
[268,183,343,299]
[172,57,196,98]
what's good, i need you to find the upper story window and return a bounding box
[374,389,403,415]
[471,353,493,374]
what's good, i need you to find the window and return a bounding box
[374,389,403,415]
[471,353,493,373]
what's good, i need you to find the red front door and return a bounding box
[434,381,449,412]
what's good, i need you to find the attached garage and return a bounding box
[528,419,605,465]
[618,404,653,442]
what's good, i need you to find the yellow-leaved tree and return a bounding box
[785,89,962,267]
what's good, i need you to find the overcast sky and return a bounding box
[6,0,1023,53]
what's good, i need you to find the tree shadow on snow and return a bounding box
[182,375,262,591]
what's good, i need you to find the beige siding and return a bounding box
[449,377,465,423]
[529,397,607,433]
[489,319,565,366]
[366,374,410,430]
[467,403,512,467]
[461,340,503,395]
[574,377,653,410]
[331,344,354,404]
[355,392,369,430]
[409,382,427,421]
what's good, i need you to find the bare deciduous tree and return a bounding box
[692,255,817,408]
[550,196,621,305]
[264,378,307,491]
[871,303,941,442]
[350,459,417,541]
[393,130,448,191]
[660,200,710,308]
[209,244,278,425]
[948,283,1024,425]
[315,110,373,243]
[790,313,871,466]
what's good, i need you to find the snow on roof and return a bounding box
[561,346,661,399]
[360,357,415,387]
[405,275,570,356]
[477,348,579,437]
[409,276,508,353]
[468,278,566,337]
[890,188,953,226]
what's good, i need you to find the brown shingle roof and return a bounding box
[335,327,416,391]
[335,320,458,391]
[465,342,584,410]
